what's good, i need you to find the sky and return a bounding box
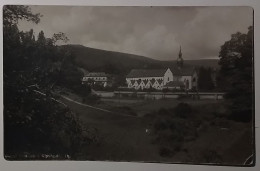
[18,6,253,61]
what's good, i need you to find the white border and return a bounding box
[0,0,259,171]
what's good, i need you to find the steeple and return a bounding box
[177,45,183,68]
[179,46,182,58]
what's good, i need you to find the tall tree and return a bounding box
[198,66,214,91]
[218,26,253,122]
[3,5,94,159]
[37,30,46,46]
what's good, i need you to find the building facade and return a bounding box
[126,68,173,90]
[125,46,198,91]
[82,72,112,87]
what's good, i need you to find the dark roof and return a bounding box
[164,81,184,87]
[170,66,196,76]
[85,72,108,77]
[126,69,168,78]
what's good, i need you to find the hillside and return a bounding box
[185,59,219,68]
[63,45,161,74]
[158,59,220,70]
[64,44,220,74]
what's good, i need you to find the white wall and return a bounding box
[84,76,107,81]
[163,68,173,85]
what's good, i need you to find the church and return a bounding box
[126,47,198,90]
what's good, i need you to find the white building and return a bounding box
[166,67,198,90]
[82,72,112,87]
[126,68,173,90]
[125,46,198,91]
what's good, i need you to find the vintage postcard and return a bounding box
[3,5,254,166]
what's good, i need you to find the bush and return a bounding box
[174,103,192,118]
[150,104,198,158]
[4,88,97,159]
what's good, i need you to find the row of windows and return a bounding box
[84,77,107,81]
[128,78,163,81]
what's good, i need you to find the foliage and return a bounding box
[174,103,192,118]
[52,32,69,45]
[151,104,197,157]
[218,26,253,122]
[198,67,215,91]
[3,5,41,26]
[3,5,95,159]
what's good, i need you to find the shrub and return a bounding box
[174,103,192,118]
[151,104,198,158]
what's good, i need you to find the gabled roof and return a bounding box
[85,72,108,77]
[164,81,185,87]
[126,69,168,78]
[171,66,196,76]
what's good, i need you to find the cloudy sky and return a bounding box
[18,6,253,60]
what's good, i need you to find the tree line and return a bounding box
[3,5,95,159]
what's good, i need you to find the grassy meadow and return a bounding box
[59,92,253,165]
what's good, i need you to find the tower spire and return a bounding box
[179,46,182,58]
[177,45,183,68]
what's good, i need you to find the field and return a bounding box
[60,92,253,165]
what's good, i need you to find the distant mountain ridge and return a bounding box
[63,44,219,74]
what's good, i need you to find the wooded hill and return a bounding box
[63,44,219,75]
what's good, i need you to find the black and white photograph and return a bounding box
[3,5,254,166]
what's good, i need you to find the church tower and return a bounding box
[177,46,184,68]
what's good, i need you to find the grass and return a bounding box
[60,92,253,165]
[61,98,163,161]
